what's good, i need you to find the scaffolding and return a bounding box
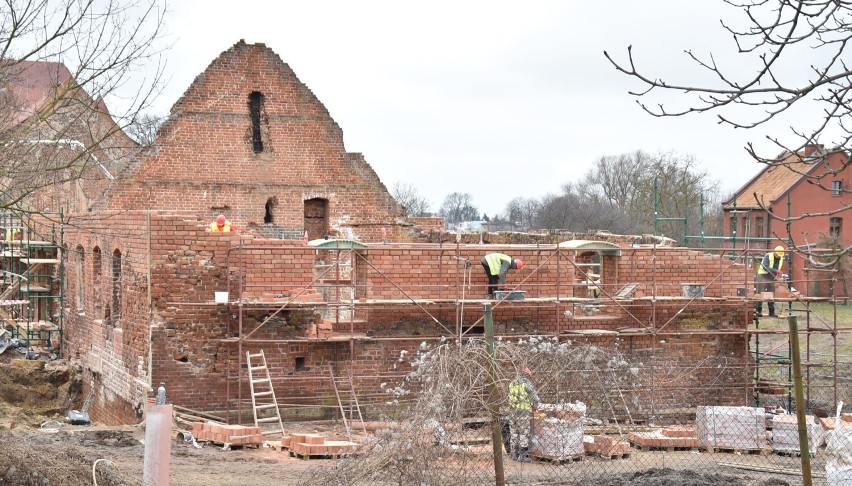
[209,237,847,427]
[0,210,65,358]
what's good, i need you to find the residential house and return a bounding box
[722,145,852,296]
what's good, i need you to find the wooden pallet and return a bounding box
[598,452,631,460]
[706,447,771,456]
[630,443,703,453]
[288,449,354,460]
[529,452,584,464]
[266,440,287,452]
[773,449,816,458]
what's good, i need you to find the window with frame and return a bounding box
[742,216,750,237]
[832,180,842,196]
[830,217,842,238]
[755,216,764,238]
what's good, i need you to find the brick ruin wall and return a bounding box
[61,213,756,424]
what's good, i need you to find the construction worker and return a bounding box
[507,367,539,462]
[209,214,232,232]
[756,245,785,318]
[481,253,524,299]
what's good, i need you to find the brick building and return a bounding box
[54,41,791,426]
[722,146,852,296]
[92,40,404,241]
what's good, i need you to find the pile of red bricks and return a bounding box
[628,426,699,449]
[307,319,336,339]
[285,432,359,456]
[819,413,852,431]
[583,435,631,457]
[191,422,263,445]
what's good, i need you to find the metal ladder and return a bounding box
[329,364,366,440]
[246,350,285,436]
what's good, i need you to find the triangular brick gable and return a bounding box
[96,40,403,234]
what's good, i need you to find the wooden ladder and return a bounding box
[329,364,366,440]
[246,350,285,437]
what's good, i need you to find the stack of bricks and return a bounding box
[819,413,852,431]
[628,426,700,449]
[307,319,336,339]
[191,422,263,445]
[772,414,822,454]
[583,435,631,458]
[285,432,359,456]
[696,406,767,450]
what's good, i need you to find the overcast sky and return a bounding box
[149,1,816,217]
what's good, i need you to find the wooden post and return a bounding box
[788,315,812,486]
[484,303,505,486]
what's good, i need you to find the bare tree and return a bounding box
[604,1,851,196]
[126,112,165,147]
[502,196,541,230]
[390,181,432,217]
[439,192,479,226]
[535,186,636,234]
[0,0,167,215]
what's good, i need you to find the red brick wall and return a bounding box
[94,41,404,241]
[61,215,755,423]
[63,210,162,424]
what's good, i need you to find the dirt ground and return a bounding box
[0,353,807,485]
[0,426,801,486]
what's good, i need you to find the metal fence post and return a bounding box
[484,303,505,486]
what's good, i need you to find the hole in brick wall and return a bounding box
[175,355,188,363]
[249,91,264,153]
[295,357,306,371]
[264,197,277,224]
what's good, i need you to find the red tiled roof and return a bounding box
[723,148,821,209]
[3,60,74,125]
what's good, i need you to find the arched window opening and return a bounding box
[75,246,85,311]
[92,247,102,318]
[112,249,122,327]
[264,197,277,224]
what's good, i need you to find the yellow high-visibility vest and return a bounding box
[757,253,783,275]
[508,381,531,410]
[484,253,512,276]
[210,221,232,232]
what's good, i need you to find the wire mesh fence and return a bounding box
[301,337,852,486]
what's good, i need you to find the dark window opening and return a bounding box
[264,197,277,224]
[249,91,264,153]
[755,217,764,238]
[92,247,102,318]
[75,245,84,311]
[295,357,306,371]
[112,249,122,327]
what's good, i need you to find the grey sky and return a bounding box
[150,1,815,217]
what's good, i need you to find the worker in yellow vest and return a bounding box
[756,245,785,318]
[481,253,524,299]
[209,214,232,232]
[507,367,539,462]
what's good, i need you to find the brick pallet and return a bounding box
[529,452,585,464]
[191,422,263,447]
[285,432,360,460]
